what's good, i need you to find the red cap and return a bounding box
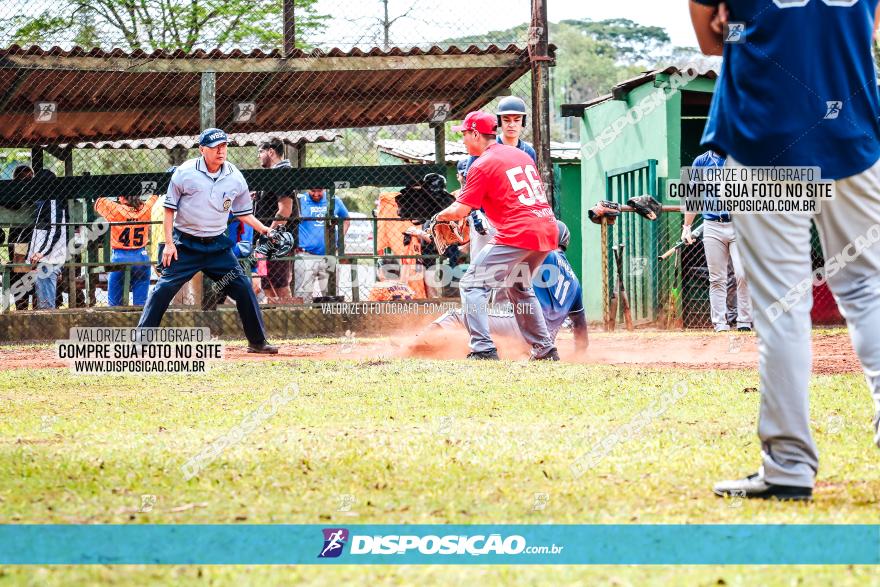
[451,111,497,134]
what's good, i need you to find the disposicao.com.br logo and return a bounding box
[318,528,564,558]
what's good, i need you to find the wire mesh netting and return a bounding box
[0,0,563,341]
[0,1,846,343]
[601,210,841,332]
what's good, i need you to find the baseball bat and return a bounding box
[614,244,634,331]
[608,247,620,331]
[658,224,704,260]
[608,289,618,330]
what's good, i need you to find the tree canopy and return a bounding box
[3,0,328,51]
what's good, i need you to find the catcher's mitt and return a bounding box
[588,200,621,225]
[627,195,662,221]
[254,228,295,260]
[427,217,469,255]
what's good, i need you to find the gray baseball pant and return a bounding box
[731,156,880,488]
[433,308,521,338]
[433,307,562,342]
[459,243,555,357]
[703,219,752,330]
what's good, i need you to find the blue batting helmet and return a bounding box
[556,220,570,251]
[496,96,527,126]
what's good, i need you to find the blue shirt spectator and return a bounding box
[297,189,350,255]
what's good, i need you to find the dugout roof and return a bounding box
[376,138,581,163]
[560,62,721,117]
[0,44,549,147]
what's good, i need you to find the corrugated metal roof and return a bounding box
[0,43,532,59]
[561,60,721,117]
[376,139,581,162]
[67,130,340,150]
[0,44,548,146]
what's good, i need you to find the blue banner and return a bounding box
[1,525,878,565]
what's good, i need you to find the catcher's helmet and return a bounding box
[254,229,295,260]
[423,172,446,195]
[496,96,527,126]
[556,220,570,251]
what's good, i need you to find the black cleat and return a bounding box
[737,326,752,332]
[466,349,499,360]
[247,341,279,354]
[713,470,812,501]
[530,348,560,361]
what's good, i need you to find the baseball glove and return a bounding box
[427,216,469,255]
[254,228,295,260]
[627,195,662,221]
[588,200,621,225]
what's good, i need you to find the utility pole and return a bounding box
[530,0,553,206]
[283,0,295,56]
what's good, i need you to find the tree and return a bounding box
[341,0,423,50]
[2,0,328,52]
[552,23,641,108]
[560,18,671,66]
[444,22,649,140]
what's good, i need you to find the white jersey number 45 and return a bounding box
[506,165,547,206]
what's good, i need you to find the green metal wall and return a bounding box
[577,74,717,321]
[605,160,660,323]
[578,82,672,319]
[555,163,583,281]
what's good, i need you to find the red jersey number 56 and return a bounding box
[506,165,547,206]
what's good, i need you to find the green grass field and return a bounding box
[2,336,880,585]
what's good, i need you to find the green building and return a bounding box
[562,65,718,324]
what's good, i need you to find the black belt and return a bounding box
[705,217,732,223]
[177,230,222,244]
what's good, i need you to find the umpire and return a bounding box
[138,128,278,354]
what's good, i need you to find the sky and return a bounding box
[314,0,700,50]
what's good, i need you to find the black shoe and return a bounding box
[737,326,752,332]
[713,470,812,501]
[530,348,560,361]
[467,349,499,360]
[247,341,279,354]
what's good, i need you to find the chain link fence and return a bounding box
[0,0,559,341]
[602,210,841,331]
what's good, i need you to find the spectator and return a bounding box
[151,166,198,306]
[94,194,159,306]
[8,165,34,310]
[27,170,67,309]
[294,188,350,301]
[254,138,296,303]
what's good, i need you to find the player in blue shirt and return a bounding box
[463,96,537,174]
[417,221,588,354]
[692,0,880,502]
[682,149,752,332]
[293,187,350,301]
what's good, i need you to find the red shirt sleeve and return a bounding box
[456,162,488,210]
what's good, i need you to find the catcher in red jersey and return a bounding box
[433,110,559,361]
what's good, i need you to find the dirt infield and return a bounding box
[0,328,860,374]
